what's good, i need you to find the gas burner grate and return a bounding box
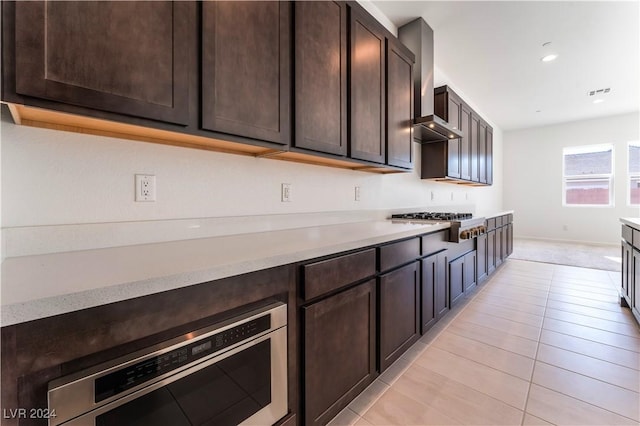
[391,212,473,221]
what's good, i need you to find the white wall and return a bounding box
[504,112,640,245]
[1,120,503,229]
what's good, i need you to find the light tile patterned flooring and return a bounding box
[328,259,640,426]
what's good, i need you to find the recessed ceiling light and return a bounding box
[593,99,605,104]
[541,54,558,62]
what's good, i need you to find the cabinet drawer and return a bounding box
[495,216,504,227]
[507,214,513,224]
[303,248,376,300]
[421,230,448,257]
[622,225,633,244]
[487,218,496,231]
[634,229,640,249]
[379,238,420,272]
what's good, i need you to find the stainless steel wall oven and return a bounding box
[48,302,288,426]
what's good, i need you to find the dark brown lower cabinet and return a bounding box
[420,251,447,333]
[379,262,420,372]
[495,227,504,268]
[622,242,633,306]
[303,279,376,426]
[477,233,488,283]
[487,230,496,274]
[463,250,477,292]
[506,223,514,256]
[449,255,465,307]
[632,249,639,318]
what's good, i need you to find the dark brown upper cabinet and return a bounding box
[8,1,191,125]
[294,1,347,156]
[349,7,385,163]
[470,112,480,182]
[202,1,290,146]
[486,126,494,185]
[429,85,493,185]
[434,89,462,179]
[460,103,472,181]
[479,120,488,184]
[386,38,415,169]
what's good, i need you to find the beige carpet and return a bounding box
[510,238,621,272]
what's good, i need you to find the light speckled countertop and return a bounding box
[1,220,450,326]
[485,210,514,219]
[621,218,640,228]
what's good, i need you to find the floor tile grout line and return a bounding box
[520,264,551,426]
[542,311,640,337]
[542,304,638,326]
[462,303,545,326]
[460,301,544,327]
[529,382,640,423]
[539,324,640,354]
[536,340,640,372]
[443,325,538,360]
[542,316,640,341]
[454,318,541,343]
[406,358,531,415]
[427,340,536,382]
[533,358,640,393]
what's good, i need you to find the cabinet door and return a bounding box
[464,251,477,292]
[350,9,385,163]
[304,280,376,426]
[470,113,480,182]
[477,233,488,282]
[506,223,514,256]
[479,120,488,184]
[202,1,290,145]
[12,1,191,124]
[496,227,504,267]
[387,39,414,169]
[449,255,465,307]
[460,104,472,181]
[379,262,420,371]
[486,127,494,185]
[487,230,496,274]
[623,243,633,304]
[295,1,347,155]
[447,95,462,179]
[633,249,639,318]
[421,255,436,334]
[434,251,450,319]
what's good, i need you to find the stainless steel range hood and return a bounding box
[398,18,463,143]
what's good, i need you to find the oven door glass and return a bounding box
[96,340,271,426]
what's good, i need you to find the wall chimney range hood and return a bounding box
[398,18,463,143]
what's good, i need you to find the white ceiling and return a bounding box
[372,1,640,131]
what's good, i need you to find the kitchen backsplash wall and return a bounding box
[1,109,502,254]
[504,111,639,245]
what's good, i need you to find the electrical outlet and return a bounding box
[281,183,292,202]
[354,186,361,201]
[135,174,156,202]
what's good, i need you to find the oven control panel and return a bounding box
[94,314,270,403]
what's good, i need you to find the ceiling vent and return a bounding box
[587,88,611,96]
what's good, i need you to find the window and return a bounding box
[629,142,640,205]
[563,144,613,206]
